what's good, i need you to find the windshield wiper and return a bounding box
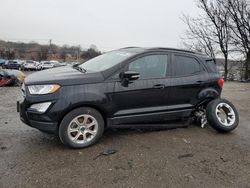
[73,64,86,73]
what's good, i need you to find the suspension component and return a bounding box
[194,107,208,128]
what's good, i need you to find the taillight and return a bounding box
[218,79,224,89]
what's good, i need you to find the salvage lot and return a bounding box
[0,79,250,187]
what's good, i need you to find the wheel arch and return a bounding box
[195,97,214,109]
[196,87,220,108]
[57,103,108,129]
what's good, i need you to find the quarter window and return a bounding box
[174,56,201,76]
[128,55,168,79]
[206,59,218,73]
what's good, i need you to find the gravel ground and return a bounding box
[0,81,250,188]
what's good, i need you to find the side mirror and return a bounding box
[119,71,140,87]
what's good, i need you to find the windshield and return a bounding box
[79,51,134,72]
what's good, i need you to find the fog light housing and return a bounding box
[29,102,52,113]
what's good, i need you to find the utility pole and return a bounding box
[49,39,52,54]
[78,46,80,61]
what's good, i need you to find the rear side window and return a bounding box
[206,59,218,73]
[174,55,201,76]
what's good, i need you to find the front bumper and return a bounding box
[17,98,57,133]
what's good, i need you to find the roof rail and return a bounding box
[119,47,140,50]
[147,47,195,54]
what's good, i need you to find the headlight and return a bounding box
[28,84,60,95]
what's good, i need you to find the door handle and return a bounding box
[153,84,165,89]
[196,81,204,84]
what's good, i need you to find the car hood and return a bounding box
[25,66,104,86]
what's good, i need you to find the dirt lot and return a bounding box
[0,81,250,188]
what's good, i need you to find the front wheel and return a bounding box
[59,107,104,148]
[206,98,239,133]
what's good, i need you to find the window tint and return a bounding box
[128,55,168,79]
[174,56,201,76]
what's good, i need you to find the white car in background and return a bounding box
[41,60,65,69]
[41,61,54,69]
[24,60,42,71]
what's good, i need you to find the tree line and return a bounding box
[0,40,101,62]
[182,0,250,81]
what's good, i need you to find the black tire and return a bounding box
[59,107,105,148]
[206,98,239,133]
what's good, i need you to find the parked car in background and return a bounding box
[2,60,24,70]
[41,60,65,69]
[51,60,63,68]
[0,59,5,67]
[0,69,25,86]
[24,60,42,71]
[41,61,54,69]
[59,62,67,66]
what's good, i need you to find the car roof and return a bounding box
[118,47,209,58]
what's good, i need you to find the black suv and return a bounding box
[17,47,239,148]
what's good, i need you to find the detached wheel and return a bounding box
[59,107,104,148]
[206,98,239,132]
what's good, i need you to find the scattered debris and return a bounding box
[114,166,126,170]
[183,138,191,144]
[114,160,133,171]
[1,146,7,150]
[220,156,228,162]
[184,173,194,180]
[8,163,17,169]
[178,153,194,159]
[127,160,133,169]
[140,145,151,150]
[93,149,118,160]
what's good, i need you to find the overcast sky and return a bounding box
[0,0,201,51]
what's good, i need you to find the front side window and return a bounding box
[174,55,201,76]
[128,54,168,79]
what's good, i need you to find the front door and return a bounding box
[111,53,171,124]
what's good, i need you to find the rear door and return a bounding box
[167,54,209,110]
[111,53,171,124]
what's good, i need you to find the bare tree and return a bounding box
[181,15,217,59]
[225,0,250,80]
[60,51,67,62]
[80,48,101,60]
[182,0,232,80]
[198,0,232,81]
[38,46,49,61]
